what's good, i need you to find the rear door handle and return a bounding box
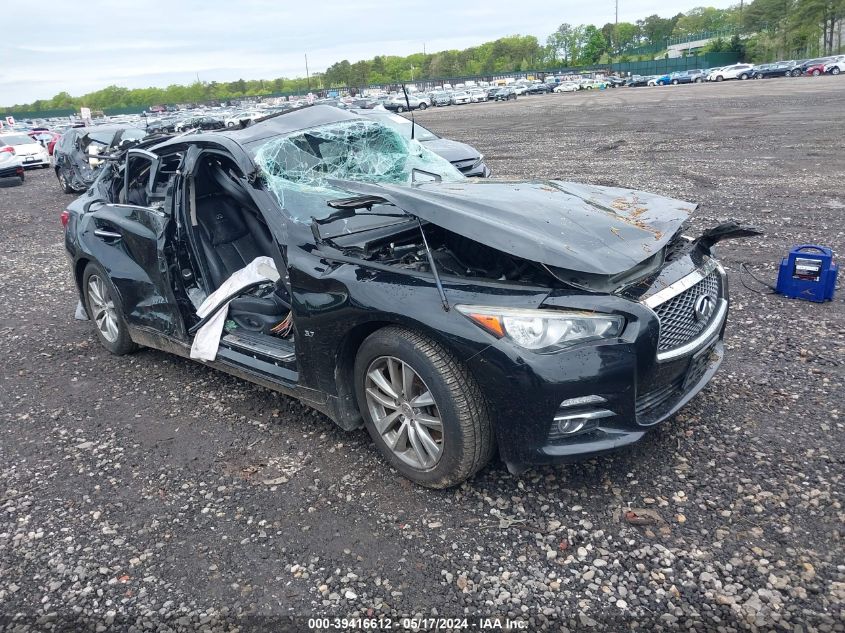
[94,228,122,241]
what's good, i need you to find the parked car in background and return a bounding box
[626,75,651,87]
[225,111,261,128]
[648,74,672,86]
[353,109,491,177]
[824,58,845,75]
[525,83,552,94]
[553,82,579,93]
[804,61,829,76]
[0,132,50,168]
[669,70,706,84]
[450,91,472,105]
[489,87,517,101]
[0,142,25,186]
[28,130,62,154]
[467,88,488,103]
[384,95,429,112]
[707,64,754,81]
[752,61,793,78]
[53,125,147,193]
[431,92,452,107]
[174,116,225,132]
[794,58,829,75]
[784,60,808,76]
[605,76,627,88]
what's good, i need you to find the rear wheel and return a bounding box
[57,169,74,194]
[694,77,703,83]
[811,69,821,76]
[418,102,427,110]
[832,67,841,75]
[671,79,679,85]
[354,327,493,488]
[82,262,137,355]
[716,76,724,82]
[791,69,801,77]
[740,73,749,80]
[396,105,405,113]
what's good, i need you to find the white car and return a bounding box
[225,111,260,127]
[0,133,50,168]
[707,64,755,82]
[553,82,579,93]
[824,57,845,75]
[467,89,488,103]
[0,142,25,185]
[450,91,472,105]
[511,85,529,95]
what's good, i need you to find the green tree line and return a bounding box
[5,2,843,114]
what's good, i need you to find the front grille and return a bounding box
[653,270,721,352]
[451,157,480,173]
[636,340,717,425]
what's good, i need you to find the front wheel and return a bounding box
[354,327,494,488]
[396,105,405,113]
[671,79,679,85]
[832,67,841,75]
[715,76,724,82]
[695,77,704,83]
[740,73,749,80]
[811,69,821,76]
[418,102,427,110]
[82,262,138,355]
[791,69,801,77]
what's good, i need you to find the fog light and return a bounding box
[549,396,615,440]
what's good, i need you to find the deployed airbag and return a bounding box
[190,257,278,361]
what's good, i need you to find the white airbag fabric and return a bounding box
[190,256,278,361]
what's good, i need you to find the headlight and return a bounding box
[456,305,624,353]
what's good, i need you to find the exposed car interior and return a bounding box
[184,153,293,346]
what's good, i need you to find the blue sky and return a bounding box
[2,0,734,104]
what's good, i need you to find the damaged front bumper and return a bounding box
[466,259,729,469]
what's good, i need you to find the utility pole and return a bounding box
[305,53,311,91]
[615,0,619,55]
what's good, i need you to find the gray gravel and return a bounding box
[1,77,843,631]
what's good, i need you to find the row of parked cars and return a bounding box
[627,55,845,87]
[1,100,494,192]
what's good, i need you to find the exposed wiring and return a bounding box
[271,312,294,338]
[739,262,777,295]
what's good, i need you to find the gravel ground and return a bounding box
[1,78,843,632]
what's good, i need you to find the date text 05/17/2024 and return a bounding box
[307,617,529,630]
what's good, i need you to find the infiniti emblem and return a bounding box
[693,295,716,322]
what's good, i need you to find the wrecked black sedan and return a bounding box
[63,105,752,488]
[54,125,147,193]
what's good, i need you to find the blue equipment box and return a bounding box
[776,245,837,302]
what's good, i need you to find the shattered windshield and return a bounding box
[253,119,463,221]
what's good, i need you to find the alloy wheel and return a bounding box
[87,275,119,343]
[364,356,444,470]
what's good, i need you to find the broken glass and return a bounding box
[253,119,463,221]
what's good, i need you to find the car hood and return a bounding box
[420,138,480,163]
[333,179,696,276]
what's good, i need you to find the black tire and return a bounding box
[418,102,427,110]
[791,69,801,77]
[832,67,841,75]
[671,79,679,85]
[715,75,724,82]
[396,105,405,113]
[57,168,74,194]
[354,327,494,488]
[740,73,749,80]
[811,69,821,76]
[695,77,703,83]
[82,261,138,355]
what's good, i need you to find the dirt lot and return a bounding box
[1,78,843,632]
